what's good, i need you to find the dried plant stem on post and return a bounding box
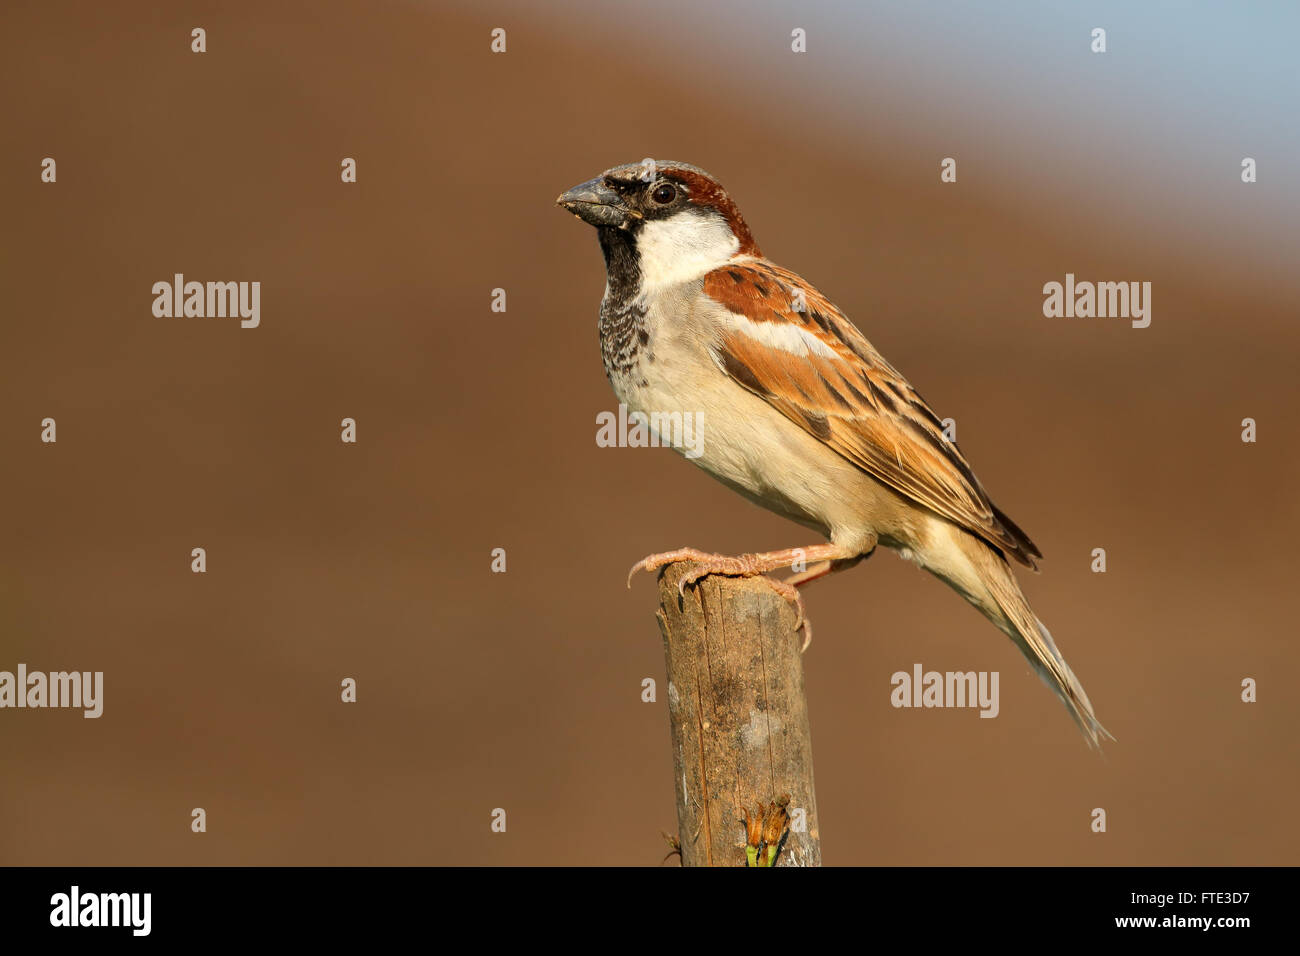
[655,561,822,867]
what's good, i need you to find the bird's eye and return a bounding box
[651,183,676,204]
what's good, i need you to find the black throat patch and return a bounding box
[596,226,648,379]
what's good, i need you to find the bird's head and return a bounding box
[557,160,760,287]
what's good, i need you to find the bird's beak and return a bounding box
[556,177,628,228]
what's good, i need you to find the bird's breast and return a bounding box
[596,285,916,554]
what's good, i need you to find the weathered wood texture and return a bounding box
[656,561,822,867]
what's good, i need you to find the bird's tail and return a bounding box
[947,530,1113,749]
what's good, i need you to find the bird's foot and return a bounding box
[627,546,821,650]
[627,548,771,592]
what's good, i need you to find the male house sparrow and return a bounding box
[558,160,1110,747]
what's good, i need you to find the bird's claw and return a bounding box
[628,547,813,652]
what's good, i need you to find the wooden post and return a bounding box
[655,561,822,866]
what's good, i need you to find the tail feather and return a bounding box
[946,529,1112,749]
[1013,612,1112,749]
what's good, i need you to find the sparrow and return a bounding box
[557,160,1110,748]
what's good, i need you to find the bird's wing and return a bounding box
[702,259,1041,568]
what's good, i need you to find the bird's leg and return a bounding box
[627,543,851,591]
[627,543,858,653]
[783,559,832,588]
[782,550,872,589]
[779,547,875,650]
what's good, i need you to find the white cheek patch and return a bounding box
[636,210,741,290]
[726,313,838,359]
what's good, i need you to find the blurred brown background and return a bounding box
[1,0,1296,865]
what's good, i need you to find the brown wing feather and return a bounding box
[704,261,1041,569]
